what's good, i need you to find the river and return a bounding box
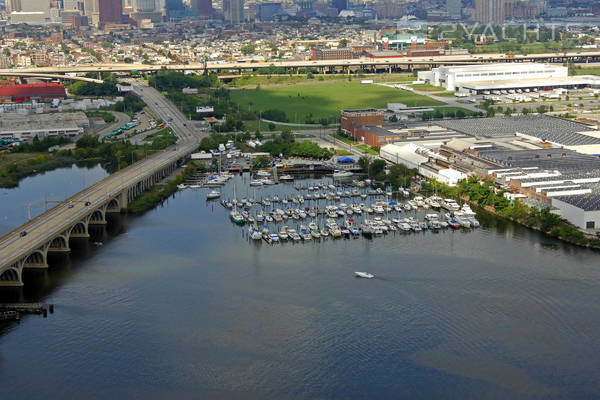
[0,163,109,236]
[1,172,599,399]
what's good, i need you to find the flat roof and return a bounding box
[459,76,600,90]
[440,115,600,146]
[437,63,561,73]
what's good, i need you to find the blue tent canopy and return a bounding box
[337,156,355,163]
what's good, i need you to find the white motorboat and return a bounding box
[206,190,221,200]
[333,170,354,179]
[177,184,188,190]
[250,180,263,187]
[355,272,375,279]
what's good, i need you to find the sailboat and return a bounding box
[230,184,245,225]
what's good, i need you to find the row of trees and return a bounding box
[148,70,219,92]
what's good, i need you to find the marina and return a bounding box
[189,171,480,245]
[2,166,600,399]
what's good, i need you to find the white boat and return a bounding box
[177,184,188,190]
[249,227,262,241]
[333,170,354,179]
[206,190,221,200]
[280,174,294,181]
[250,180,263,187]
[355,272,375,279]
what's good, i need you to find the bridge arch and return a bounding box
[47,235,69,251]
[88,209,106,225]
[0,267,20,283]
[23,250,47,268]
[106,198,120,212]
[69,221,88,238]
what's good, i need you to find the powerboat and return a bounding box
[206,190,221,200]
[355,272,375,279]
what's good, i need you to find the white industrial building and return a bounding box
[418,63,572,92]
[0,112,89,141]
[380,143,467,186]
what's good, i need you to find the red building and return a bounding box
[0,83,66,102]
[98,0,123,26]
[340,109,385,141]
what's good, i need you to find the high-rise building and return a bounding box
[63,0,83,11]
[258,2,282,21]
[7,0,51,12]
[474,0,510,24]
[92,0,122,26]
[191,0,212,17]
[446,0,462,18]
[133,0,156,11]
[223,0,243,24]
[331,0,347,13]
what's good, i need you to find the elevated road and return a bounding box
[0,72,103,83]
[0,81,201,287]
[0,51,599,77]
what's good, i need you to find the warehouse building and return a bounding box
[0,112,89,141]
[0,83,67,102]
[418,63,571,92]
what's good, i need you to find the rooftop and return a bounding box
[440,115,600,146]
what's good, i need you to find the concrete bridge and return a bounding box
[0,72,104,83]
[0,142,196,287]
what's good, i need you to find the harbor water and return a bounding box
[1,173,600,399]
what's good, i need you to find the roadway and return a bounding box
[124,79,200,142]
[1,50,599,76]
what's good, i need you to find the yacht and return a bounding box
[278,227,289,241]
[250,180,263,187]
[333,170,354,179]
[206,190,221,200]
[355,271,375,279]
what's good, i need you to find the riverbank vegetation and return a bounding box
[0,133,178,188]
[420,176,600,248]
[126,162,205,213]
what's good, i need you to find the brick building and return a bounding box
[340,109,384,142]
[311,47,353,61]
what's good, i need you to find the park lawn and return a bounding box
[244,120,320,131]
[433,91,458,97]
[230,81,444,123]
[572,67,600,76]
[411,83,444,92]
[228,73,414,88]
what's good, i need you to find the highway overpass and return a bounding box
[0,81,203,288]
[1,51,599,78]
[0,72,103,83]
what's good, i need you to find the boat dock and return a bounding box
[0,303,54,319]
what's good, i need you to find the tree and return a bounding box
[369,159,386,180]
[504,107,512,116]
[252,156,270,169]
[339,39,349,47]
[358,156,370,172]
[241,44,256,55]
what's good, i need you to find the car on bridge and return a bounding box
[20,231,27,237]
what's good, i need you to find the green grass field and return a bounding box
[231,81,444,123]
[228,73,414,88]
